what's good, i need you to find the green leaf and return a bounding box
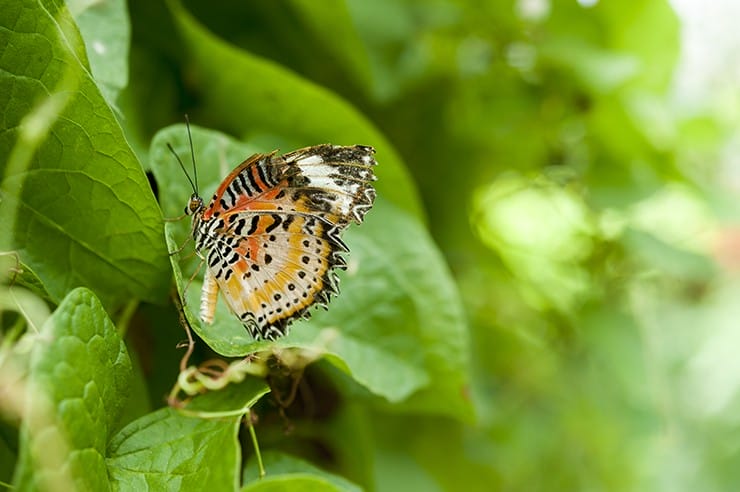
[243,451,361,492]
[107,408,240,491]
[165,0,424,220]
[242,475,348,492]
[12,287,132,492]
[297,199,472,418]
[284,0,375,95]
[0,0,171,309]
[152,125,471,418]
[184,377,271,414]
[67,0,131,104]
[107,379,270,492]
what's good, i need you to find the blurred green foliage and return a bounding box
[3,0,740,490]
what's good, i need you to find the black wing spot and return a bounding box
[282,214,295,231]
[234,219,246,236]
[247,216,260,235]
[265,214,282,233]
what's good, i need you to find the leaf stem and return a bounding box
[245,410,266,478]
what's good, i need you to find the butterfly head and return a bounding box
[168,115,203,218]
[184,193,204,216]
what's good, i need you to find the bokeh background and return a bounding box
[118,0,740,489]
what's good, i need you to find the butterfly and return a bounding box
[170,128,377,341]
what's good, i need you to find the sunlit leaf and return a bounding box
[0,0,170,310]
[13,288,132,491]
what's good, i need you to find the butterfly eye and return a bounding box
[185,194,203,216]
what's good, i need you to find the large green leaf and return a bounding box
[107,378,269,492]
[107,408,241,491]
[165,0,424,220]
[301,199,472,418]
[152,125,471,419]
[0,0,170,309]
[12,287,132,491]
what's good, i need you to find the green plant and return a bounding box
[5,0,740,491]
[1,1,470,490]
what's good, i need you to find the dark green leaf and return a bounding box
[284,0,375,94]
[166,0,425,220]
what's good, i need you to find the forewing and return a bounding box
[203,144,377,229]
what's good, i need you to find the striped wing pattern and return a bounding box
[190,144,376,340]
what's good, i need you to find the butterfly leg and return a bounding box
[176,257,205,309]
[168,235,193,257]
[200,267,219,324]
[164,212,188,222]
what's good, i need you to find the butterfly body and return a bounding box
[185,144,377,340]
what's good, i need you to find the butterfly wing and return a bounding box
[202,144,376,226]
[199,145,376,340]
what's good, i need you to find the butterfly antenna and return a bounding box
[167,142,197,194]
[185,114,199,195]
